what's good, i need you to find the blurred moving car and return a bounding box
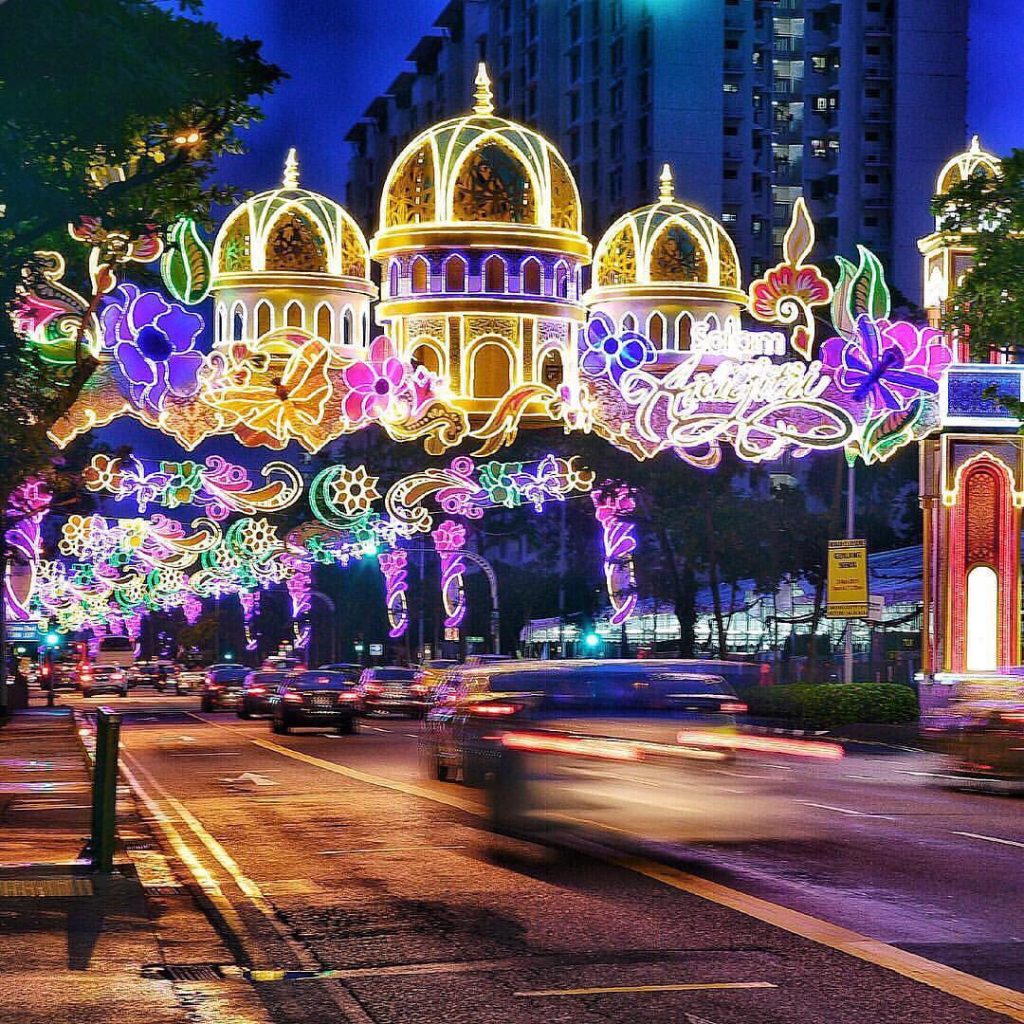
[357,666,427,718]
[174,667,205,695]
[423,659,749,786]
[38,661,75,691]
[237,670,287,719]
[263,655,305,673]
[77,664,128,698]
[268,670,362,735]
[315,663,363,678]
[200,664,250,712]
[920,672,1024,790]
[413,659,458,694]
[95,635,135,669]
[129,660,178,691]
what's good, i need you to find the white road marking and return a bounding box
[762,764,795,771]
[219,772,278,787]
[952,831,1024,850]
[514,981,776,997]
[318,844,468,855]
[169,751,242,757]
[798,801,895,820]
[845,774,878,781]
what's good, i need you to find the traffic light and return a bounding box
[583,631,601,650]
[223,651,234,661]
[44,631,61,648]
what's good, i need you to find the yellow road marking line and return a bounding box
[182,711,1024,1021]
[515,981,776,997]
[119,753,252,942]
[616,858,1024,1022]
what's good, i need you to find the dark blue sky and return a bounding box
[199,0,1024,196]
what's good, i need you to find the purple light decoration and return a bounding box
[592,485,638,626]
[285,558,312,650]
[182,593,202,626]
[378,548,409,639]
[431,520,467,629]
[4,478,51,621]
[239,589,260,651]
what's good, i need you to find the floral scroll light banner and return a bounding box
[25,204,952,469]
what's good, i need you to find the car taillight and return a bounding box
[337,692,359,702]
[469,702,522,717]
[1000,712,1024,725]
[720,702,748,714]
[283,691,303,704]
[41,665,51,677]
[249,686,266,695]
[410,685,428,695]
[676,730,844,761]
[364,683,384,695]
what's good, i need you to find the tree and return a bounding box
[936,148,1024,362]
[0,0,282,508]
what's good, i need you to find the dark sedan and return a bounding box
[200,665,250,712]
[269,670,363,735]
[357,666,428,718]
[236,670,287,719]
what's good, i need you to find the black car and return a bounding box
[200,665,250,712]
[357,666,428,717]
[269,670,363,735]
[236,670,287,719]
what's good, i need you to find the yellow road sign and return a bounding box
[826,539,868,618]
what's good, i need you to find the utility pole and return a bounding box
[557,500,566,658]
[844,462,855,684]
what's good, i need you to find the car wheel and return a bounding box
[119,688,128,698]
[463,759,487,788]
[83,689,92,698]
[272,716,289,735]
[436,757,452,782]
[238,705,251,720]
[337,716,357,735]
[200,696,213,712]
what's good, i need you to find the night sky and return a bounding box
[197,0,1024,197]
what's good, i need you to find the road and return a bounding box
[57,688,1024,1023]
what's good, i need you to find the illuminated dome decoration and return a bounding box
[919,136,1002,331]
[584,164,745,360]
[211,148,375,351]
[371,64,591,425]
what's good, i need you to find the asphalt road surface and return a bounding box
[57,688,1024,1023]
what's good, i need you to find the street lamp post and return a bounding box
[844,462,855,685]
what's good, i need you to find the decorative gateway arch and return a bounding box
[8,69,1011,671]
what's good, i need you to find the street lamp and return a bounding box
[583,631,601,650]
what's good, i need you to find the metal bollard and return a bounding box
[90,708,121,872]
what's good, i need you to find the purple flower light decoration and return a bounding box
[102,283,204,414]
[820,315,952,415]
[581,313,655,383]
[342,336,411,422]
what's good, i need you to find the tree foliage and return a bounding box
[0,0,282,504]
[936,148,1024,360]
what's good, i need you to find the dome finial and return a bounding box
[283,147,299,189]
[969,134,981,154]
[473,63,494,116]
[658,163,674,202]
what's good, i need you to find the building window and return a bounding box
[569,6,581,41]
[811,54,828,72]
[611,38,624,70]
[811,138,827,157]
[722,211,737,223]
[569,90,580,122]
[285,301,303,329]
[724,82,739,94]
[569,128,580,160]
[388,260,399,297]
[610,81,623,114]
[315,303,332,341]
[343,307,355,345]
[814,96,828,111]
[444,255,466,292]
[647,312,665,348]
[411,257,429,293]
[472,343,512,398]
[610,125,623,158]
[609,168,622,201]
[255,300,272,338]
[638,72,650,106]
[541,349,563,387]
[555,263,569,298]
[521,257,542,295]
[484,255,505,292]
[569,47,581,82]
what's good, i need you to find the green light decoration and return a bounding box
[160,217,213,305]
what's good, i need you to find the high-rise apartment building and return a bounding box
[343,0,967,302]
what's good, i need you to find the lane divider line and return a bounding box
[798,801,896,821]
[180,710,1024,1022]
[514,981,777,998]
[952,831,1024,850]
[616,857,1024,1022]
[120,744,377,1024]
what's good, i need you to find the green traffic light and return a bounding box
[224,652,234,661]
[583,632,601,649]
[44,631,61,647]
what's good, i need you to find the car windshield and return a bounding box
[369,668,416,682]
[248,672,283,686]
[210,667,248,682]
[292,671,357,690]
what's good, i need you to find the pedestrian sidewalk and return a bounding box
[0,709,269,1024]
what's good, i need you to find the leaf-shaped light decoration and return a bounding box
[853,245,891,321]
[783,196,814,266]
[161,217,213,305]
[831,254,858,341]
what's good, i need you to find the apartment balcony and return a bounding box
[772,163,804,186]
[773,37,804,58]
[773,79,803,99]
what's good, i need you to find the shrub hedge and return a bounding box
[739,683,918,730]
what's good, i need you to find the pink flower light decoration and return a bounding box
[342,336,411,422]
